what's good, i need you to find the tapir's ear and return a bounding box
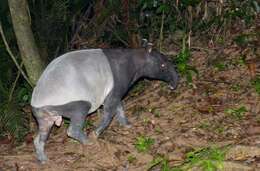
[146,42,153,53]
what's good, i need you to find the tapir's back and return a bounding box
[31,49,114,113]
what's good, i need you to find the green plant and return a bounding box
[0,50,31,142]
[198,122,210,129]
[149,107,161,117]
[225,1,258,25]
[29,0,87,60]
[251,77,260,95]
[16,84,32,105]
[183,147,226,171]
[148,156,174,171]
[216,36,225,45]
[155,127,163,134]
[214,62,227,71]
[0,0,42,142]
[175,36,198,84]
[63,118,70,128]
[135,135,154,152]
[198,121,226,135]
[225,106,247,120]
[215,126,225,134]
[0,102,29,142]
[232,56,246,66]
[234,34,249,47]
[171,168,183,171]
[143,117,150,125]
[63,118,93,129]
[148,147,227,171]
[84,120,94,129]
[127,154,137,163]
[256,116,260,124]
[230,84,241,92]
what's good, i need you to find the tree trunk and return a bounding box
[8,0,44,85]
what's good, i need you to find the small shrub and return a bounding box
[148,147,227,171]
[214,62,227,71]
[135,136,154,152]
[251,77,260,95]
[234,34,249,47]
[148,156,173,171]
[149,107,161,117]
[175,37,198,84]
[0,102,29,142]
[127,155,137,163]
[184,147,226,171]
[63,118,93,129]
[230,84,241,92]
[225,106,247,120]
[198,122,210,129]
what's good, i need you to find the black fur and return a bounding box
[95,49,179,135]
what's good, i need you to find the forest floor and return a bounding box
[0,36,260,171]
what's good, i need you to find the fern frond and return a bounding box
[0,101,29,141]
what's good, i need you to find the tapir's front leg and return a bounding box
[95,93,120,137]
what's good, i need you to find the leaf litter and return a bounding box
[1,38,260,171]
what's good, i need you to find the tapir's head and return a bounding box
[142,45,179,90]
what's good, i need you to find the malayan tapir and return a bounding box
[31,44,179,163]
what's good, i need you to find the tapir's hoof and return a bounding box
[91,131,100,139]
[39,160,47,164]
[117,117,131,127]
[82,138,94,145]
[119,121,132,129]
[93,127,104,139]
[76,134,93,145]
[124,124,132,129]
[37,155,48,164]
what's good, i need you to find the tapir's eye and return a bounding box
[161,64,166,68]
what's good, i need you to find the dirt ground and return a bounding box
[0,42,260,171]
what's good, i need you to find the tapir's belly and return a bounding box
[31,49,114,113]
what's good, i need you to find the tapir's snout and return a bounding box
[168,67,179,90]
[169,80,178,90]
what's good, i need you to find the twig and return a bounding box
[188,30,191,48]
[107,26,129,47]
[112,31,129,47]
[159,9,165,51]
[54,46,60,58]
[199,79,232,85]
[190,46,218,52]
[70,4,93,48]
[0,22,33,87]
[8,62,22,102]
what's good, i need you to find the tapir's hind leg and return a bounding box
[115,102,131,128]
[65,101,91,145]
[45,101,91,144]
[33,101,91,163]
[33,109,56,163]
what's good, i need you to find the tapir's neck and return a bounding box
[102,49,147,96]
[130,52,148,83]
